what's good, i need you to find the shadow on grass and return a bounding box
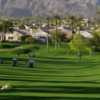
[0,96,100,100]
[1,85,100,94]
[1,60,99,71]
[0,56,99,68]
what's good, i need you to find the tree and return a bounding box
[25,36,34,43]
[69,16,83,33]
[0,20,14,41]
[20,35,34,43]
[46,17,50,49]
[68,33,92,60]
[54,15,62,49]
[51,30,62,48]
[91,30,100,52]
[3,20,13,33]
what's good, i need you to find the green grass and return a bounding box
[0,44,99,100]
[0,44,70,58]
[0,55,100,100]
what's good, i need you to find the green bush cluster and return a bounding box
[14,45,40,55]
[68,34,92,55]
[0,43,18,49]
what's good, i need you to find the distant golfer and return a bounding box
[12,56,18,67]
[28,57,35,68]
[0,57,3,64]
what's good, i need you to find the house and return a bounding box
[0,28,30,42]
[5,31,22,42]
[0,27,50,42]
[32,28,49,39]
[79,30,93,39]
[58,26,73,41]
[8,28,35,41]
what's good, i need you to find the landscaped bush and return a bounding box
[15,47,32,54]
[68,34,92,55]
[33,45,40,50]
[20,35,34,43]
[0,43,19,49]
[14,44,40,55]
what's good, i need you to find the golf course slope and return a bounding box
[0,56,100,100]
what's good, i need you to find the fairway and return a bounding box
[0,56,100,100]
[0,0,100,99]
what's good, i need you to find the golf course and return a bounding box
[0,0,100,99]
[0,50,100,100]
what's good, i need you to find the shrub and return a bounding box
[68,34,92,55]
[20,35,34,43]
[14,45,40,55]
[15,48,32,54]
[0,43,18,49]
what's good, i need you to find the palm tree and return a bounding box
[1,20,14,41]
[69,16,78,33]
[46,17,50,49]
[54,15,62,49]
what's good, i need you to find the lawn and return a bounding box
[0,54,100,100]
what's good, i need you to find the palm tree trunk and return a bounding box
[55,18,58,49]
[47,18,50,49]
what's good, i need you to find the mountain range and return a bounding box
[0,0,98,18]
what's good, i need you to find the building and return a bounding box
[5,31,22,42]
[0,32,5,41]
[32,28,49,39]
[79,30,93,39]
[0,27,49,42]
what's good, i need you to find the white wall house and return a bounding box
[79,31,93,39]
[0,29,27,42]
[32,29,49,39]
[0,28,49,42]
[5,31,23,42]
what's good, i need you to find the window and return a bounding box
[8,37,13,40]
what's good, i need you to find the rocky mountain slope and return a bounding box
[0,0,97,18]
